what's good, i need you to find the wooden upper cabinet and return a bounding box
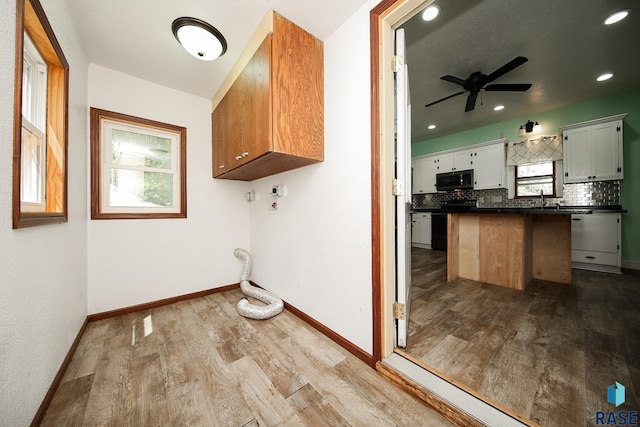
[212,12,324,181]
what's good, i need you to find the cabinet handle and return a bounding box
[242,152,249,157]
[585,256,596,260]
[235,155,242,160]
[572,218,582,221]
[219,165,225,169]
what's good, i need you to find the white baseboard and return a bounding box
[622,259,640,270]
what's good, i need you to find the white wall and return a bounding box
[249,0,378,354]
[87,65,250,314]
[0,0,89,424]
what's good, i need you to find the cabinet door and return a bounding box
[473,143,505,190]
[413,213,432,245]
[423,156,438,193]
[571,213,619,253]
[412,158,426,194]
[563,128,591,183]
[212,91,241,176]
[454,150,473,171]
[435,153,454,173]
[239,36,271,164]
[591,121,622,181]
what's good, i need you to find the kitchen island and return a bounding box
[413,206,624,290]
[448,212,570,290]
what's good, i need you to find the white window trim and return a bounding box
[20,31,47,212]
[100,119,182,214]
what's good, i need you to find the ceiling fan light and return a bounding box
[597,73,614,82]
[604,10,629,25]
[172,17,227,61]
[422,5,440,21]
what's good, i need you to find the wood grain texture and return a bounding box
[212,12,323,181]
[479,214,526,289]
[532,215,572,283]
[271,12,324,160]
[405,248,640,427]
[41,289,452,426]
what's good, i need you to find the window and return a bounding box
[90,108,187,219]
[21,32,47,212]
[13,0,69,228]
[515,161,556,198]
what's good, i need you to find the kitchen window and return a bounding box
[515,161,556,198]
[90,108,187,219]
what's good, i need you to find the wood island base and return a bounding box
[447,213,572,290]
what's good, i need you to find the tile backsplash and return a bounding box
[412,181,620,209]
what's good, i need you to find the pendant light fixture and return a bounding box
[172,17,227,61]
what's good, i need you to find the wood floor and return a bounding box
[41,289,452,426]
[406,247,640,427]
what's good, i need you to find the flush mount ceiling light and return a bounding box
[422,5,440,21]
[494,105,505,111]
[597,72,614,82]
[172,17,227,61]
[604,10,629,25]
[428,124,436,130]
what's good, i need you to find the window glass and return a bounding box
[91,108,187,219]
[516,161,555,197]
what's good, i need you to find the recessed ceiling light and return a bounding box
[597,73,614,82]
[494,105,505,111]
[422,5,440,21]
[604,10,629,25]
[428,124,436,130]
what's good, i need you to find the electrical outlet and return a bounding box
[268,195,277,210]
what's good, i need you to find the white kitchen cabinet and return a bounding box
[571,213,621,273]
[561,114,625,183]
[433,149,473,173]
[412,212,432,248]
[471,142,506,190]
[412,156,437,194]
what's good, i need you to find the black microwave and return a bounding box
[436,169,474,191]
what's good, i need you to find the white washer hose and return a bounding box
[234,248,284,320]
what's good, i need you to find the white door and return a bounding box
[395,28,412,348]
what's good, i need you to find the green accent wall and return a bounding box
[412,89,640,264]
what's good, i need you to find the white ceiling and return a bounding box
[59,0,639,142]
[62,0,370,100]
[401,0,640,142]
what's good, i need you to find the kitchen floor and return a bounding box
[406,248,640,427]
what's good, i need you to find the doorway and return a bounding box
[373,2,639,426]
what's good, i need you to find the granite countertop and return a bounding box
[413,205,625,215]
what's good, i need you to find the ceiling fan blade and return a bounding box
[425,91,465,108]
[465,91,478,112]
[485,56,528,84]
[485,83,532,91]
[440,75,467,86]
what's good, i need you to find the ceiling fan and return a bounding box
[425,56,532,112]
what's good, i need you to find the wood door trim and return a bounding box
[392,349,542,427]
